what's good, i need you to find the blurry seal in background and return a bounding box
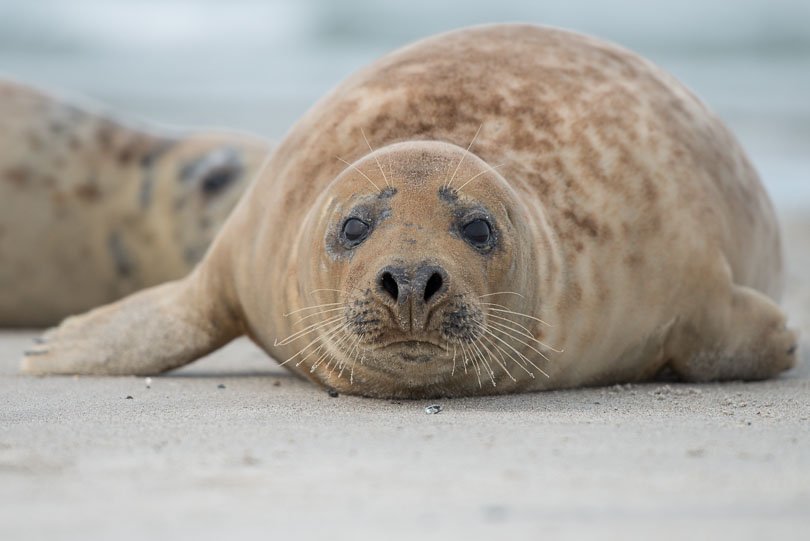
[0,80,270,325]
[19,25,797,398]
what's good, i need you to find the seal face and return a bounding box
[269,141,549,396]
[20,24,798,398]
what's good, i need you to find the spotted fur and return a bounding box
[0,79,271,325]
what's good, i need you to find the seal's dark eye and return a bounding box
[342,218,370,245]
[462,219,491,246]
[201,167,238,195]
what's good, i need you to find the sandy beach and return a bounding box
[1,210,808,540]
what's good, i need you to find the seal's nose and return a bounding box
[378,268,403,302]
[416,265,447,305]
[376,264,448,307]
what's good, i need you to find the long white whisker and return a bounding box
[487,323,555,361]
[348,334,363,384]
[335,329,358,377]
[295,306,345,323]
[284,302,344,317]
[309,288,348,295]
[343,332,363,382]
[481,333,535,378]
[361,128,390,188]
[336,156,380,191]
[278,320,344,366]
[274,314,342,347]
[484,311,538,338]
[469,339,496,386]
[314,326,353,371]
[458,341,469,375]
[456,163,505,192]
[476,333,517,382]
[460,342,481,387]
[479,291,526,299]
[482,328,550,378]
[299,323,347,368]
[487,317,564,353]
[445,123,482,189]
[479,303,553,327]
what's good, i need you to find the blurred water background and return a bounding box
[0,0,808,208]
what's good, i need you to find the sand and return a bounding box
[1,211,808,541]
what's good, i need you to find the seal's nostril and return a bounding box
[380,272,399,301]
[424,272,443,303]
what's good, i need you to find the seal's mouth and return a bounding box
[375,339,447,351]
[373,339,449,363]
[389,341,447,364]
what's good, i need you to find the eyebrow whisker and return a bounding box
[360,128,391,189]
[336,156,380,191]
[456,163,505,192]
[445,122,483,189]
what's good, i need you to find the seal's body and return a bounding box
[20,25,797,398]
[0,81,270,326]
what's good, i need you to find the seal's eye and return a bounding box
[342,218,370,245]
[462,219,491,246]
[201,167,238,195]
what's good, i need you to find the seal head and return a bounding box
[267,140,558,397]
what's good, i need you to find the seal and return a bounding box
[20,24,798,398]
[0,79,271,326]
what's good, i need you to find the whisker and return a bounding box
[348,334,363,384]
[455,163,505,192]
[299,323,347,368]
[483,311,537,338]
[468,339,491,377]
[295,306,345,323]
[360,128,390,188]
[284,302,344,317]
[278,320,344,366]
[482,328,550,378]
[487,323,555,361]
[479,291,525,299]
[465,341,483,378]
[486,317,564,353]
[339,332,363,382]
[332,328,359,376]
[313,326,353,371]
[309,288,349,295]
[336,156,380,191]
[445,123,482,189]
[479,303,553,327]
[467,341,486,387]
[469,338,498,386]
[459,342,481,387]
[274,314,342,347]
[476,333,517,382]
[480,333,535,379]
[458,341,469,375]
[327,344,347,377]
[451,343,457,376]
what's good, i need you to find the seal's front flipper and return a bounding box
[669,284,798,382]
[20,274,238,375]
